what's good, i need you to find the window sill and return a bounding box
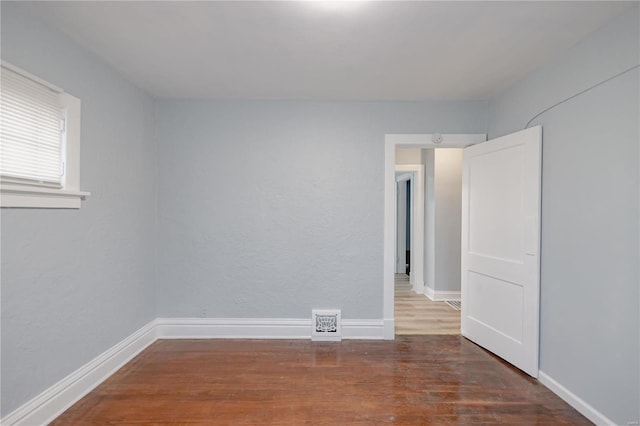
[0,184,90,209]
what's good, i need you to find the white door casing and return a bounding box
[396,179,407,274]
[461,126,542,377]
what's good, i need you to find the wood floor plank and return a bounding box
[394,274,461,335]
[51,337,590,425]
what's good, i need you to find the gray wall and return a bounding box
[395,147,422,164]
[488,7,639,425]
[0,3,157,416]
[155,101,487,319]
[422,149,435,291]
[433,149,462,293]
[422,148,463,295]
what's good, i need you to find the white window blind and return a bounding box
[1,64,64,188]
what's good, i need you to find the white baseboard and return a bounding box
[424,287,461,301]
[538,371,616,426]
[2,320,157,426]
[424,286,435,300]
[411,280,425,295]
[383,318,395,340]
[156,318,311,339]
[156,317,386,340]
[341,319,385,339]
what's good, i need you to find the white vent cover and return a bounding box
[311,309,342,341]
[445,300,461,311]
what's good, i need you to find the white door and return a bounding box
[461,126,542,377]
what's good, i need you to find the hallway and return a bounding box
[395,274,461,335]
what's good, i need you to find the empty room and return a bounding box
[1,1,638,425]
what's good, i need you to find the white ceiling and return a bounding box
[24,1,634,101]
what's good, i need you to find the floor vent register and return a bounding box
[311,309,342,341]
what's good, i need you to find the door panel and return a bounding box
[462,126,541,377]
[468,144,524,262]
[468,271,524,342]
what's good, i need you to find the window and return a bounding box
[0,62,89,208]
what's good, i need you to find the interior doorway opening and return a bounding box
[394,147,465,335]
[395,176,410,276]
[394,165,423,294]
[385,129,542,378]
[383,134,486,339]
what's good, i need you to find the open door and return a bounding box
[461,126,542,377]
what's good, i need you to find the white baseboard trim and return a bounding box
[411,280,425,295]
[383,318,395,340]
[424,288,461,302]
[538,371,615,426]
[2,320,157,426]
[424,286,435,300]
[157,318,311,339]
[156,317,386,340]
[342,319,385,340]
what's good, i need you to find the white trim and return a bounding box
[424,288,461,302]
[60,93,82,193]
[0,185,90,208]
[538,371,616,426]
[424,286,435,300]
[1,320,157,426]
[157,318,311,339]
[387,133,487,148]
[341,319,385,340]
[384,133,486,339]
[156,317,385,340]
[395,179,407,274]
[1,61,63,92]
[383,319,395,340]
[395,172,412,182]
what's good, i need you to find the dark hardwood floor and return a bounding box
[52,336,590,425]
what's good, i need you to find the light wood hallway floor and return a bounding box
[395,274,461,335]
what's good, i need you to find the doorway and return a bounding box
[394,165,424,294]
[395,175,410,275]
[394,147,465,335]
[383,133,486,339]
[385,129,542,378]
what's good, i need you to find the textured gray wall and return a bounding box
[155,101,487,319]
[433,149,462,293]
[422,149,436,292]
[418,148,463,295]
[488,8,639,425]
[0,4,157,416]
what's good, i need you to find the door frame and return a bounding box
[395,165,424,294]
[383,133,486,339]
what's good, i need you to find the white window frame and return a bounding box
[0,62,89,208]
